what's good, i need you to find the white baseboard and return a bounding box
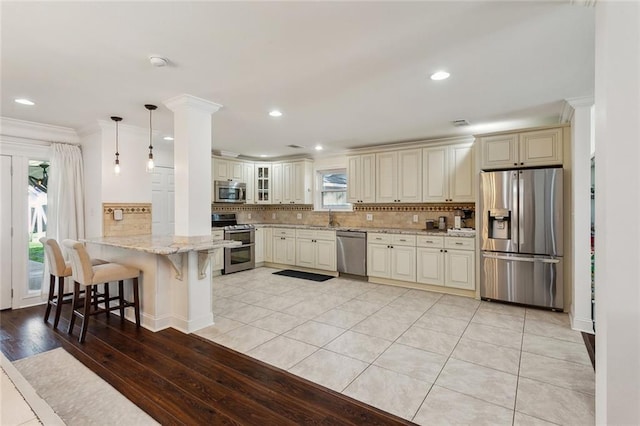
[571,315,595,334]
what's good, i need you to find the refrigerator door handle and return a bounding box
[517,172,524,251]
[482,253,534,262]
[482,253,560,264]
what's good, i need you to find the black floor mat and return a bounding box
[272,269,333,282]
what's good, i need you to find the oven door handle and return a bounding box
[226,243,255,248]
[225,230,255,234]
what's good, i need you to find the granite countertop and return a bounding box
[252,223,476,238]
[83,235,241,255]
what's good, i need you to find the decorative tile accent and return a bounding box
[212,203,475,230]
[102,203,151,237]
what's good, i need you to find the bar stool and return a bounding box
[40,237,107,329]
[62,239,141,343]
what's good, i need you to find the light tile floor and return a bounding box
[197,267,595,425]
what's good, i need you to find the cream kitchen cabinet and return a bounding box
[422,143,475,203]
[272,160,313,204]
[417,236,475,290]
[295,229,336,271]
[211,229,225,271]
[367,233,416,281]
[243,162,254,204]
[416,236,445,286]
[255,163,271,204]
[263,227,273,262]
[213,157,244,181]
[347,154,376,203]
[255,227,264,264]
[479,127,563,170]
[272,228,296,265]
[375,149,422,203]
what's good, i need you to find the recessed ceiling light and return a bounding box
[15,98,35,106]
[315,145,323,151]
[163,136,174,141]
[269,110,282,117]
[430,71,450,81]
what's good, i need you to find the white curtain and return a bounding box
[48,143,85,242]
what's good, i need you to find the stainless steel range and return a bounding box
[211,213,255,274]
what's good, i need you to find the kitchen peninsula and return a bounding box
[84,234,240,333]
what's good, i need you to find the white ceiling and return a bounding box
[1,1,594,159]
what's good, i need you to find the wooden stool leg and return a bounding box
[133,277,141,327]
[68,281,80,334]
[44,274,56,323]
[118,280,125,321]
[103,283,110,319]
[53,276,65,329]
[79,284,93,343]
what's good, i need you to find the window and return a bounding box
[317,169,351,210]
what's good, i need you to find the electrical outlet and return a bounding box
[247,213,251,220]
[413,214,418,223]
[272,213,276,220]
[297,213,302,219]
[366,213,373,221]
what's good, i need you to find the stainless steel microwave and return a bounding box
[214,180,246,203]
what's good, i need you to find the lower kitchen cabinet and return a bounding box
[263,227,273,262]
[416,236,475,290]
[367,233,416,281]
[417,247,444,286]
[255,228,264,263]
[273,228,296,265]
[444,249,474,290]
[211,248,224,271]
[295,229,336,271]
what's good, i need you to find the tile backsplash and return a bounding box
[213,203,475,230]
[103,203,152,237]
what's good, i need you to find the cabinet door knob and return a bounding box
[520,162,524,165]
[514,163,518,166]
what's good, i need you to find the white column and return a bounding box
[163,94,222,237]
[567,97,594,333]
[595,2,640,424]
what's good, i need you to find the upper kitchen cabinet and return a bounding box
[213,157,244,181]
[347,154,376,204]
[375,149,422,203]
[479,126,564,170]
[254,163,271,204]
[272,160,313,204]
[243,162,254,204]
[422,143,475,203]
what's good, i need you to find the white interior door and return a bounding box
[152,166,175,235]
[1,155,12,309]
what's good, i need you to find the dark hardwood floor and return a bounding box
[1,304,414,425]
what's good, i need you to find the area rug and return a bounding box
[273,269,334,282]
[13,348,158,425]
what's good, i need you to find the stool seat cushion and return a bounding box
[90,263,141,286]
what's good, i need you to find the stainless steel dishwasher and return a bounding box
[336,230,367,277]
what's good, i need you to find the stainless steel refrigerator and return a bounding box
[479,168,563,310]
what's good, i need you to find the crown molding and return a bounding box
[560,96,595,123]
[164,94,223,114]
[0,116,79,144]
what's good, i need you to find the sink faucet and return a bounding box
[328,209,340,227]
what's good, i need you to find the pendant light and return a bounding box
[145,104,157,172]
[111,116,123,175]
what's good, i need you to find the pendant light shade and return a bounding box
[111,116,123,175]
[145,104,157,173]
